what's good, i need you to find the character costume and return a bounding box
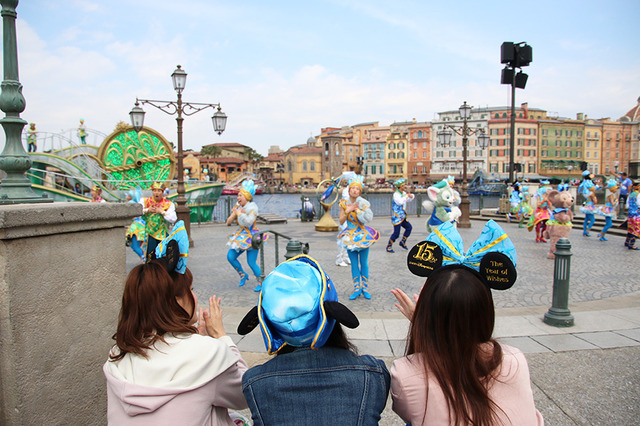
[227,179,265,291]
[27,123,37,152]
[90,185,106,203]
[527,181,551,242]
[125,187,147,262]
[77,119,87,144]
[387,178,414,253]
[337,175,379,300]
[422,179,462,234]
[237,255,390,425]
[507,181,522,222]
[333,172,356,267]
[624,185,640,250]
[578,170,598,236]
[141,182,177,258]
[398,221,542,425]
[516,186,533,228]
[596,179,619,242]
[104,226,249,425]
[543,189,574,259]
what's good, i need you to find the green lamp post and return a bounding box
[0,0,51,204]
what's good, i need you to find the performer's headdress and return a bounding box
[541,179,550,185]
[433,179,448,189]
[557,183,570,192]
[239,179,256,201]
[91,185,101,193]
[150,220,189,274]
[582,170,591,178]
[348,174,364,190]
[606,179,618,191]
[128,186,142,203]
[151,182,166,191]
[406,220,517,291]
[394,178,406,188]
[446,175,456,186]
[237,255,359,355]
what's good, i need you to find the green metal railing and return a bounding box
[251,230,309,282]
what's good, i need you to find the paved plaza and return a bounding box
[126,214,640,425]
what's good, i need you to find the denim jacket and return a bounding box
[242,346,390,425]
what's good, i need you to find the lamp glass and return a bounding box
[459,102,471,119]
[212,108,227,135]
[171,65,187,93]
[129,104,145,131]
[477,132,490,149]
[437,129,452,147]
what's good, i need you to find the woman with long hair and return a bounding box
[103,235,248,425]
[391,220,542,425]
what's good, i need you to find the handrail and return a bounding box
[250,229,296,282]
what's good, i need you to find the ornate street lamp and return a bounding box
[437,101,489,228]
[0,0,52,204]
[130,65,227,247]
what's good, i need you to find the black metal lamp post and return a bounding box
[437,101,489,228]
[130,65,227,247]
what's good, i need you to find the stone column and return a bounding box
[0,202,140,425]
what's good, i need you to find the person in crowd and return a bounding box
[238,255,390,425]
[332,171,356,267]
[103,226,249,425]
[624,180,640,250]
[90,185,106,203]
[387,178,414,253]
[338,174,379,300]
[527,180,552,242]
[391,220,543,426]
[141,182,177,259]
[578,170,598,236]
[27,122,37,152]
[125,187,147,262]
[226,179,264,291]
[77,118,87,144]
[618,172,632,216]
[596,179,619,242]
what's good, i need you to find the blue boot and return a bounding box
[360,277,372,300]
[235,268,248,287]
[348,277,362,300]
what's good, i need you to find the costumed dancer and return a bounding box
[27,123,37,152]
[77,118,87,144]
[333,171,355,267]
[506,181,521,222]
[596,179,619,242]
[423,179,462,234]
[387,178,415,253]
[90,185,106,203]
[516,185,533,228]
[624,180,640,250]
[125,187,146,262]
[578,171,598,237]
[527,180,551,242]
[141,182,177,260]
[226,179,265,291]
[338,174,379,300]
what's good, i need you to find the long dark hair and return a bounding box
[110,261,196,361]
[407,266,503,425]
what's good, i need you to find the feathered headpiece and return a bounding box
[91,185,101,193]
[237,255,359,355]
[348,174,364,190]
[394,178,406,188]
[606,178,618,190]
[407,220,517,290]
[239,179,256,201]
[151,182,166,191]
[557,183,570,192]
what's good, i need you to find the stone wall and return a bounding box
[0,202,140,425]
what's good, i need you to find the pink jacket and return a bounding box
[104,334,248,425]
[391,344,544,425]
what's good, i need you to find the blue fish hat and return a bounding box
[239,179,256,201]
[237,255,359,355]
[153,220,189,273]
[406,220,518,290]
[582,170,591,177]
[606,179,618,190]
[394,178,406,188]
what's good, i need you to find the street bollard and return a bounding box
[284,239,310,260]
[543,238,575,327]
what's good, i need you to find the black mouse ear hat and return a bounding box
[406,220,517,290]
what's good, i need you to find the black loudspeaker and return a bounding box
[580,161,588,171]
[513,163,522,172]
[516,44,533,67]
[515,72,528,89]
[501,42,515,64]
[501,67,514,85]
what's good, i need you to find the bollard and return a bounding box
[543,238,575,327]
[284,239,310,260]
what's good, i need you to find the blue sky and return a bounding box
[3,0,639,155]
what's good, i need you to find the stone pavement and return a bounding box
[127,214,640,424]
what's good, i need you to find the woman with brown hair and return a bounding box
[103,228,248,425]
[391,220,543,425]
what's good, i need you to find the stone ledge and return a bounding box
[0,202,141,239]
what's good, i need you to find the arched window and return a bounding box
[302,161,308,171]
[334,143,340,156]
[324,142,329,157]
[389,142,396,150]
[287,160,293,172]
[310,161,315,171]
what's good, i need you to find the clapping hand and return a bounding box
[391,288,419,321]
[197,296,226,338]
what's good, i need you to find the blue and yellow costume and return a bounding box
[596,179,618,241]
[387,178,414,253]
[527,181,551,242]
[338,175,379,300]
[578,171,598,236]
[624,183,640,250]
[125,187,146,262]
[227,179,264,291]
